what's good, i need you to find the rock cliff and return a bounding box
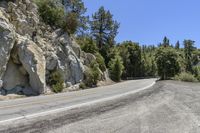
[0,0,100,95]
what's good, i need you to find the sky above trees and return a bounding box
[83,0,200,48]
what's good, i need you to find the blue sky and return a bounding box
[83,0,200,48]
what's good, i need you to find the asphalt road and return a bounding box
[49,81,200,133]
[0,78,156,132]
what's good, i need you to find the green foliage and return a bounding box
[193,66,200,81]
[175,41,180,49]
[141,52,157,77]
[155,47,180,80]
[63,12,79,34]
[79,82,87,89]
[90,6,119,61]
[76,37,106,72]
[184,40,195,73]
[192,50,200,66]
[78,37,98,54]
[83,61,100,87]
[174,72,198,82]
[63,0,88,35]
[108,55,124,82]
[162,36,170,47]
[35,0,65,29]
[95,53,106,72]
[35,0,87,34]
[118,41,142,78]
[49,71,64,93]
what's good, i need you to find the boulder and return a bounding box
[0,9,15,81]
[2,60,28,90]
[17,35,46,94]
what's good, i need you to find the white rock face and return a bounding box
[17,36,46,94]
[0,9,15,81]
[55,33,84,85]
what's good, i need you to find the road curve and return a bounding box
[49,81,200,133]
[0,79,156,132]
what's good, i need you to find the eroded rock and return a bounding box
[0,9,15,82]
[17,35,46,94]
[2,60,28,90]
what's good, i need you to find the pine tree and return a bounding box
[90,6,119,49]
[163,36,170,47]
[175,41,180,49]
[184,40,195,73]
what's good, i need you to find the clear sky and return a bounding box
[83,0,200,48]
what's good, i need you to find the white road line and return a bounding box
[0,82,155,124]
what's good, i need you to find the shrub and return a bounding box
[35,0,80,34]
[63,12,79,35]
[95,53,106,72]
[174,72,198,82]
[83,61,100,87]
[108,55,124,82]
[35,0,65,29]
[79,82,87,89]
[80,37,98,54]
[193,66,200,81]
[49,71,64,93]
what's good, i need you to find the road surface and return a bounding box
[49,81,200,133]
[0,79,156,133]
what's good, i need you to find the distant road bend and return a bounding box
[0,79,156,132]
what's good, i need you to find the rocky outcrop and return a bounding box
[17,35,46,94]
[0,0,105,96]
[0,9,15,81]
[54,33,84,85]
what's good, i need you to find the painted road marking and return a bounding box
[0,82,155,124]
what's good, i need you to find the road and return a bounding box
[48,81,200,133]
[0,78,156,133]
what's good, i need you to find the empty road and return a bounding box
[49,81,200,133]
[0,79,156,132]
[2,79,200,133]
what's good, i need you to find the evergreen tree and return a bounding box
[162,36,170,47]
[108,55,124,82]
[62,0,88,35]
[90,6,119,50]
[184,40,195,73]
[118,41,142,78]
[175,41,180,49]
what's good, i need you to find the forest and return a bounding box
[34,0,200,88]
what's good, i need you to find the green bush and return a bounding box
[63,12,79,35]
[35,0,79,34]
[79,82,87,89]
[80,37,98,54]
[193,66,200,81]
[108,55,124,82]
[95,53,106,72]
[83,61,100,87]
[49,71,64,93]
[35,0,65,29]
[174,72,198,82]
